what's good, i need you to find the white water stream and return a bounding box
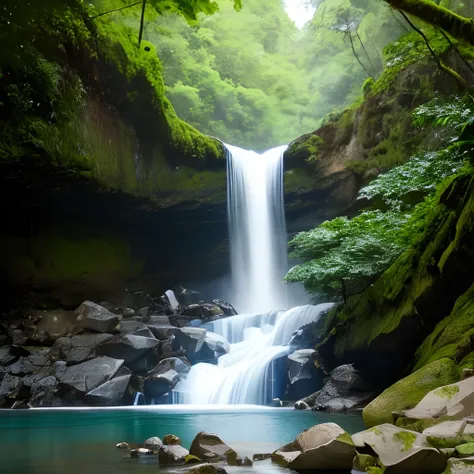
[172,144,333,405]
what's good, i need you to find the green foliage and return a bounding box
[362,77,375,96]
[393,431,417,451]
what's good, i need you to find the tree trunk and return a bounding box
[384,0,474,46]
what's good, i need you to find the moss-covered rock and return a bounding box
[362,358,459,428]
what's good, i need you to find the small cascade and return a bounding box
[173,303,334,405]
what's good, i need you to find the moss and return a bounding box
[336,431,354,446]
[353,453,378,471]
[362,358,459,428]
[367,467,385,474]
[184,454,202,464]
[362,77,375,97]
[393,431,417,451]
[456,443,474,456]
[434,385,460,399]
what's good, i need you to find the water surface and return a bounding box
[0,406,365,474]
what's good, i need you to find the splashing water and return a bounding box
[173,304,334,405]
[226,144,289,314]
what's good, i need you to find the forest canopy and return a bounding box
[90,0,407,150]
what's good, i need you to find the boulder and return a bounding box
[158,444,189,464]
[313,364,373,412]
[352,423,447,474]
[423,420,474,448]
[86,374,131,406]
[24,309,78,344]
[186,465,228,474]
[95,334,159,364]
[29,375,60,407]
[212,300,237,316]
[177,328,230,364]
[272,423,355,471]
[181,302,235,322]
[294,400,310,410]
[163,434,181,445]
[75,301,119,333]
[0,345,17,366]
[147,316,177,340]
[144,357,190,400]
[55,356,123,395]
[143,437,163,451]
[444,457,474,473]
[189,432,238,463]
[457,443,474,457]
[289,319,327,352]
[253,453,271,461]
[132,327,156,339]
[363,358,459,427]
[9,328,27,346]
[165,290,180,314]
[286,349,323,401]
[8,356,34,376]
[116,442,130,449]
[0,374,24,404]
[402,377,474,421]
[122,308,135,318]
[49,333,114,364]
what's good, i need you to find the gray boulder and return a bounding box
[313,364,373,412]
[144,357,190,399]
[0,374,24,404]
[189,432,238,463]
[444,457,474,473]
[144,437,163,451]
[272,422,355,471]
[95,334,159,364]
[75,301,119,333]
[49,333,114,364]
[0,345,17,366]
[86,374,131,406]
[147,316,177,340]
[56,356,123,395]
[158,444,189,464]
[177,328,230,364]
[29,376,60,407]
[286,349,323,401]
[187,466,228,474]
[24,309,78,344]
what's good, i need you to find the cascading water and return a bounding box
[226,144,289,314]
[172,144,333,406]
[173,303,334,405]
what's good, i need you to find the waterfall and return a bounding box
[173,303,334,405]
[226,144,289,314]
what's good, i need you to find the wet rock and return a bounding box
[286,349,323,401]
[122,308,135,318]
[288,319,327,352]
[116,442,130,449]
[144,357,190,400]
[270,398,283,407]
[11,400,30,409]
[132,327,156,339]
[147,316,177,340]
[137,307,149,319]
[173,286,201,305]
[86,374,131,406]
[165,290,180,314]
[8,357,34,376]
[56,356,123,395]
[272,423,355,471]
[294,400,310,410]
[189,431,238,463]
[75,301,119,333]
[0,345,17,366]
[95,334,159,364]
[313,364,373,412]
[24,309,78,344]
[212,300,237,316]
[423,420,474,448]
[0,374,24,404]
[445,456,474,473]
[164,434,181,445]
[49,333,114,364]
[177,328,230,364]
[352,423,446,473]
[29,375,60,407]
[181,301,235,322]
[186,465,228,474]
[9,329,27,346]
[158,444,190,464]
[144,436,163,451]
[184,454,202,464]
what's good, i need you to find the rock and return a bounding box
[147,316,177,340]
[173,286,201,305]
[444,457,474,473]
[289,319,327,352]
[313,364,373,412]
[270,398,283,407]
[29,376,60,407]
[457,443,474,457]
[130,448,154,457]
[11,400,30,409]
[137,307,149,319]
[186,465,228,474]
[24,309,78,344]
[181,303,226,322]
[189,431,238,463]
[116,442,130,449]
[177,328,230,364]
[9,329,27,346]
[253,453,271,461]
[212,300,237,316]
[287,349,323,401]
[86,374,131,406]
[143,436,163,451]
[177,327,207,353]
[353,453,378,471]
[294,400,310,410]
[132,327,156,339]
[352,423,447,473]
[75,301,119,333]
[272,422,355,471]
[158,444,189,464]
[402,377,474,421]
[49,333,114,364]
[122,308,135,318]
[242,456,252,466]
[0,345,17,366]
[165,290,180,314]
[95,334,159,364]
[8,356,34,376]
[163,434,181,445]
[423,420,474,448]
[0,374,24,403]
[56,356,123,395]
[363,358,459,427]
[144,357,190,400]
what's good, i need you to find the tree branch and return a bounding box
[89,1,143,19]
[347,31,373,79]
[384,0,474,46]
